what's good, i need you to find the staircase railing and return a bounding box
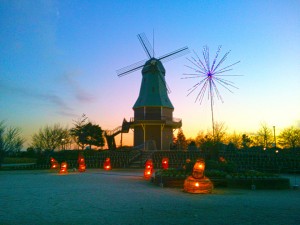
[105,126,122,137]
[105,118,133,150]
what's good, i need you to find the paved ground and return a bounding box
[0,169,300,225]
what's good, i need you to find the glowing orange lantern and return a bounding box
[184,159,213,194]
[161,157,169,170]
[103,158,111,170]
[184,176,213,194]
[144,169,152,179]
[144,159,153,179]
[78,154,85,164]
[59,161,68,173]
[79,163,86,172]
[50,157,59,169]
[192,159,205,179]
[78,154,86,172]
[145,159,153,170]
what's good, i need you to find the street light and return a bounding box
[61,138,65,151]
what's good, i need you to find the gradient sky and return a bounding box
[1,0,300,148]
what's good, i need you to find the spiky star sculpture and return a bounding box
[183,45,241,137]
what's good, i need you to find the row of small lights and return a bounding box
[50,156,111,173]
[50,156,168,177]
[50,156,212,193]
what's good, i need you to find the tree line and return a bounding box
[0,114,105,166]
[173,122,300,151]
[1,117,300,166]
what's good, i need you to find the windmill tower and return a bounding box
[116,33,189,150]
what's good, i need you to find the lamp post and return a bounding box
[61,139,65,151]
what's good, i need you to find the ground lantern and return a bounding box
[104,158,111,170]
[184,159,213,194]
[50,157,59,169]
[144,159,154,179]
[78,154,86,172]
[59,161,68,174]
[192,159,205,179]
[162,157,169,170]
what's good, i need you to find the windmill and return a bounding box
[115,32,189,150]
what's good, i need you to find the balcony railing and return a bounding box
[130,116,182,124]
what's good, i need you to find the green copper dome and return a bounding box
[133,58,174,109]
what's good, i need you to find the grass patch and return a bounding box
[3,157,37,164]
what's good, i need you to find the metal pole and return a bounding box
[209,80,215,140]
[211,97,215,139]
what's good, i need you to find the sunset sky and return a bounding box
[1,0,299,148]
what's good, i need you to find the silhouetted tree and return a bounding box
[242,134,252,149]
[80,122,105,149]
[70,114,104,150]
[70,114,88,150]
[278,126,300,150]
[0,121,24,166]
[187,139,198,151]
[227,131,243,149]
[213,122,227,144]
[195,131,208,148]
[195,131,214,157]
[175,128,187,150]
[254,122,273,149]
[31,124,70,151]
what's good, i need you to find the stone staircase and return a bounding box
[129,151,154,168]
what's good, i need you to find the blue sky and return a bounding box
[1,0,300,147]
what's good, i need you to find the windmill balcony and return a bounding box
[130,117,182,128]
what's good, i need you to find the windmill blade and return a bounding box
[159,46,190,63]
[116,59,147,77]
[137,33,154,59]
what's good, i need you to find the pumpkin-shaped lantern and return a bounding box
[59,161,68,173]
[184,159,213,194]
[144,159,153,179]
[192,159,205,179]
[104,158,111,170]
[50,157,59,169]
[78,154,86,172]
[162,157,169,170]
